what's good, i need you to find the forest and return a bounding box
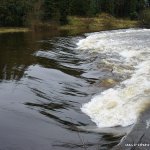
[0,0,150,27]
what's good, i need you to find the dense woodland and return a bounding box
[0,0,150,27]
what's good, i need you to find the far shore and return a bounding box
[60,14,139,35]
[0,14,139,35]
[0,27,29,34]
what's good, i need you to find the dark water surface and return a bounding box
[0,31,121,150]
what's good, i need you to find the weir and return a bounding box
[77,28,150,148]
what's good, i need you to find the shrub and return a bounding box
[139,9,150,27]
[130,12,138,20]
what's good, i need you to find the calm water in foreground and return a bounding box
[0,29,149,150]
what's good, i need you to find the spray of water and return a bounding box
[77,29,150,127]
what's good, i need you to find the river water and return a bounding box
[0,29,149,150]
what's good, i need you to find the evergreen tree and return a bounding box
[0,0,149,27]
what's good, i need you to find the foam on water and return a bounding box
[77,29,150,127]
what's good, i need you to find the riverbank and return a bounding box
[60,14,138,35]
[0,14,139,35]
[0,27,29,34]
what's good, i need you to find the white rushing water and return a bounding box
[77,29,150,127]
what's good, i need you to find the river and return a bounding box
[0,28,149,150]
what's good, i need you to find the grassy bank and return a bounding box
[60,14,139,35]
[0,14,139,35]
[0,27,29,34]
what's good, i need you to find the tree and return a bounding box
[0,0,149,27]
[0,0,32,26]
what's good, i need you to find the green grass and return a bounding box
[0,27,29,34]
[60,13,139,35]
[0,14,139,35]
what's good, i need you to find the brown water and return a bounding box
[0,31,121,150]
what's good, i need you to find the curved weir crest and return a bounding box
[77,29,150,127]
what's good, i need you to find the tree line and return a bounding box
[0,0,149,27]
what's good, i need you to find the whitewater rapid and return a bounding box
[77,29,150,127]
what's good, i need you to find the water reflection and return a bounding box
[0,31,121,150]
[0,33,37,81]
[0,31,66,81]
